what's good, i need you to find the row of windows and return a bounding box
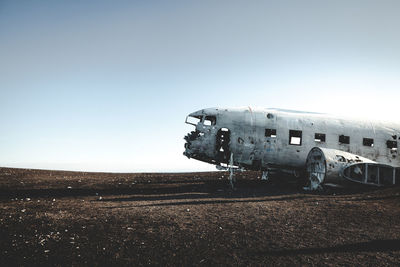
[265,128,398,149]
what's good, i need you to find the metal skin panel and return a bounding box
[184,107,400,180]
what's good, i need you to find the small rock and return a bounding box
[21,209,26,213]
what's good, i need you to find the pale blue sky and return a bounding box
[1,0,400,172]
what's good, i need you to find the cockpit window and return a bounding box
[186,115,202,126]
[204,116,216,126]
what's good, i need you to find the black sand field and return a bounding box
[1,167,399,266]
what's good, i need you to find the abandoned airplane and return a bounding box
[183,107,400,190]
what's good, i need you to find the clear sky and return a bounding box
[1,0,400,172]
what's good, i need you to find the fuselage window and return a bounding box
[289,130,302,146]
[204,116,216,126]
[186,115,202,126]
[363,138,374,147]
[265,129,277,138]
[339,135,350,144]
[387,140,398,149]
[315,133,326,143]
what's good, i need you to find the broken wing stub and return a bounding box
[305,147,375,190]
[343,163,399,186]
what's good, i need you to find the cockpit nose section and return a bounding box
[183,110,218,163]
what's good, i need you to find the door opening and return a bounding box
[216,128,231,163]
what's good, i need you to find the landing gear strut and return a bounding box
[261,170,269,181]
[228,153,236,189]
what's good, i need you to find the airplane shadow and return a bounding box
[264,239,400,256]
[0,179,302,199]
[0,176,390,203]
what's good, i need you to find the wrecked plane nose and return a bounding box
[183,151,191,158]
[183,109,220,165]
[183,133,194,158]
[184,142,191,149]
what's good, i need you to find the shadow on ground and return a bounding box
[265,239,400,256]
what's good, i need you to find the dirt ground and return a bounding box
[0,167,399,266]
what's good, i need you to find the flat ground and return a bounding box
[1,167,399,266]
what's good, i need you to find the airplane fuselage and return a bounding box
[184,107,400,173]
